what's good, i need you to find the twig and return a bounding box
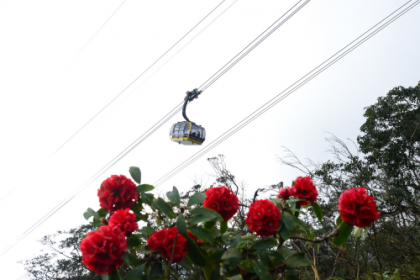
[290,227,339,243]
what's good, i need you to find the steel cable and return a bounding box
[153,0,419,187]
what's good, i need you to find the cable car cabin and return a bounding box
[170,121,205,145]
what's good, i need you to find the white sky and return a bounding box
[0,0,419,278]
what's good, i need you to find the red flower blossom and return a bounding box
[245,199,282,237]
[277,188,290,200]
[203,186,239,221]
[147,227,187,263]
[188,230,204,246]
[108,209,138,233]
[288,176,318,206]
[98,175,138,213]
[338,187,380,228]
[80,225,127,275]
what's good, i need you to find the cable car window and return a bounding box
[184,123,190,136]
[179,124,186,136]
[202,129,206,139]
[190,126,197,137]
[196,129,201,138]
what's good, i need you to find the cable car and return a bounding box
[170,89,206,145]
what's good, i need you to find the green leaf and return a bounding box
[181,256,194,270]
[102,270,122,280]
[220,221,228,234]
[188,227,216,244]
[291,216,310,235]
[227,275,243,280]
[208,249,225,262]
[97,208,108,217]
[176,214,187,237]
[166,186,180,206]
[282,212,295,232]
[190,208,223,220]
[138,226,155,235]
[286,252,313,267]
[285,275,300,280]
[124,265,144,280]
[204,220,217,230]
[333,222,354,246]
[241,234,257,241]
[84,208,101,220]
[187,192,206,207]
[280,223,289,240]
[189,208,223,225]
[127,235,141,249]
[153,198,176,219]
[230,234,242,248]
[279,247,296,260]
[93,217,102,227]
[148,262,162,279]
[286,198,304,204]
[253,237,277,250]
[137,184,154,193]
[129,166,141,184]
[353,226,363,238]
[122,252,141,268]
[221,248,241,261]
[186,236,207,267]
[311,202,323,222]
[336,215,343,227]
[251,260,273,280]
[236,241,248,249]
[189,215,218,225]
[263,250,284,263]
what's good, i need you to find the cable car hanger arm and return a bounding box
[182,88,202,122]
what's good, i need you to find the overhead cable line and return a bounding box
[69,0,127,66]
[0,0,305,258]
[153,0,420,187]
[71,0,309,193]
[0,0,234,206]
[49,0,307,201]
[0,0,237,258]
[52,0,228,156]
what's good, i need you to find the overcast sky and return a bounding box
[0,0,419,278]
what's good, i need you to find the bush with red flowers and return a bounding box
[79,225,127,275]
[108,209,138,233]
[97,175,138,213]
[203,186,239,221]
[79,166,384,280]
[287,176,318,206]
[338,187,381,228]
[245,199,282,237]
[147,227,187,264]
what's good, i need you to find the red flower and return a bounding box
[338,187,380,228]
[288,176,318,206]
[188,230,204,246]
[80,226,127,275]
[147,227,187,263]
[277,188,290,200]
[98,175,138,213]
[203,186,239,221]
[108,209,138,233]
[245,199,282,237]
